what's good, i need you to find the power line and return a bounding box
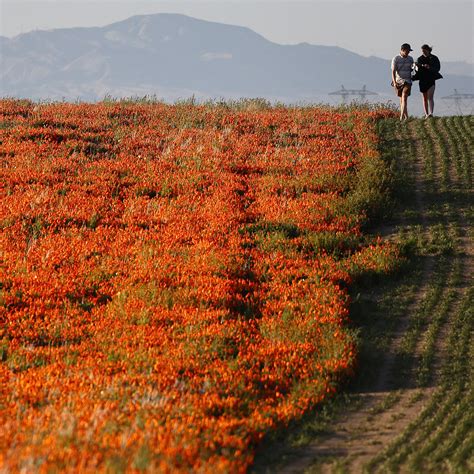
[328,85,378,104]
[441,89,474,115]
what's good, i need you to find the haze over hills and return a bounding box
[1,13,473,103]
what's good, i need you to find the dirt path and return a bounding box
[268,117,473,474]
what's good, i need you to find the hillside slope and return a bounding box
[1,13,472,101]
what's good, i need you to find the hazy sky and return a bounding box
[1,0,473,62]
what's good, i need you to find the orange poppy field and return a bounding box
[0,100,400,472]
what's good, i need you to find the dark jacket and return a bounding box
[413,54,443,82]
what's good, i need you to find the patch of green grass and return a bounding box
[255,116,473,473]
[367,117,473,473]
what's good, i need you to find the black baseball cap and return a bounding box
[401,43,413,51]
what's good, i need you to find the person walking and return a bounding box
[414,44,443,118]
[391,43,415,121]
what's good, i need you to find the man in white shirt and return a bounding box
[391,43,414,121]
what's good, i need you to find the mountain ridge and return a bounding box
[1,13,472,102]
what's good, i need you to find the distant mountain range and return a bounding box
[1,13,473,102]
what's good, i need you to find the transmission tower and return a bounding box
[441,89,474,115]
[329,85,378,104]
